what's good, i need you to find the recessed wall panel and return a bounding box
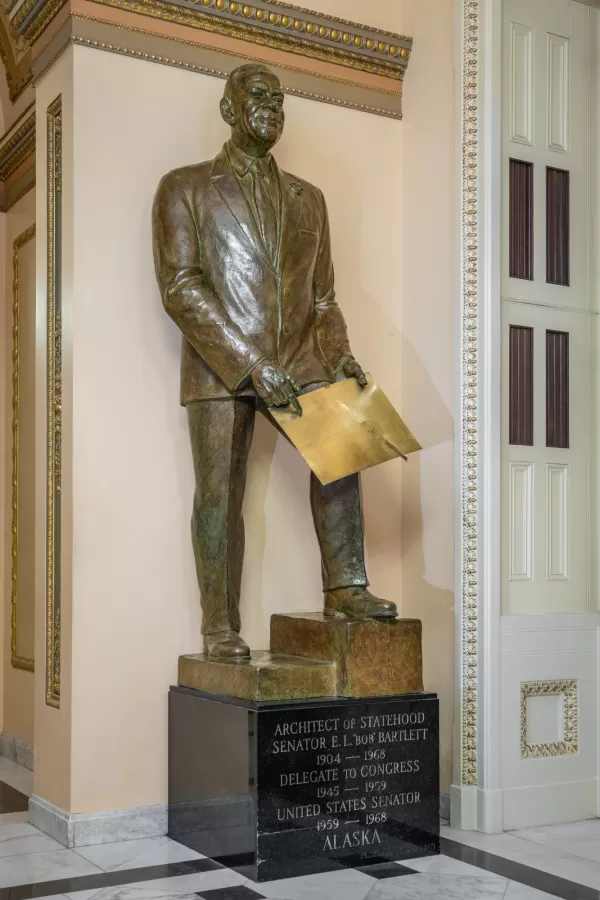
[510,161,534,281]
[546,329,569,448]
[509,324,534,445]
[546,168,570,287]
[547,33,570,153]
[510,22,534,145]
[510,462,533,581]
[547,463,569,581]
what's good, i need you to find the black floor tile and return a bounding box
[356,862,417,879]
[442,837,600,900]
[197,888,266,900]
[0,858,223,900]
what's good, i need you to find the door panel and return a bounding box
[502,0,594,616]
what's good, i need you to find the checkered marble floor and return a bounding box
[0,826,589,900]
[0,760,595,900]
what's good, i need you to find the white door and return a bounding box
[501,0,595,615]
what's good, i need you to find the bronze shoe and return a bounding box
[204,630,251,661]
[324,587,397,620]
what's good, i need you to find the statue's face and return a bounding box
[233,70,285,150]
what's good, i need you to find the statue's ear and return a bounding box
[220,97,235,126]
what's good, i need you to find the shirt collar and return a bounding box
[227,141,274,179]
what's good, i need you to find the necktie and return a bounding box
[251,158,279,262]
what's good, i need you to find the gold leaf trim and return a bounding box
[35,32,401,119]
[86,0,408,80]
[0,29,33,102]
[0,109,35,182]
[46,95,62,709]
[10,0,68,43]
[71,13,403,97]
[264,0,410,41]
[11,223,36,674]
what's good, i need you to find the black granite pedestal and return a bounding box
[169,685,440,882]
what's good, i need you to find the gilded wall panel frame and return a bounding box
[46,95,62,708]
[520,681,579,759]
[11,223,36,673]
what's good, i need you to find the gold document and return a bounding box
[270,376,421,485]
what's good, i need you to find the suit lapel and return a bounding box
[278,167,304,270]
[210,148,275,272]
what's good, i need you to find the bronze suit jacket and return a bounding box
[152,144,353,404]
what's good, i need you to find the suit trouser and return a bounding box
[187,395,368,636]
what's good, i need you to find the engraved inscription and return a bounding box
[257,698,439,869]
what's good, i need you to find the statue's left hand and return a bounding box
[337,357,368,387]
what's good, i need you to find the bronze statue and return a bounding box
[153,63,397,662]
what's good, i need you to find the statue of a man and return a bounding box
[153,63,396,661]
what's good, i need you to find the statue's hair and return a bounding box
[223,64,278,103]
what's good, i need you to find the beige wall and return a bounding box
[0,208,5,737]
[398,0,456,798]
[1,188,36,747]
[31,0,455,813]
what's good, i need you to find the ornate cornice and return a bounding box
[85,0,411,81]
[9,0,67,43]
[2,0,412,111]
[0,103,35,180]
[0,103,35,209]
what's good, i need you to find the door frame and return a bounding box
[452,0,504,832]
[453,0,600,833]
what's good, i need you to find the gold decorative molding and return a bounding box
[9,0,67,43]
[0,106,35,180]
[520,680,579,759]
[459,0,479,788]
[46,94,62,708]
[31,9,404,118]
[11,223,36,674]
[84,0,411,82]
[2,0,410,115]
[0,0,33,101]
[0,104,36,210]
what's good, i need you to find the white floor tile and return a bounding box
[0,822,64,857]
[0,848,102,887]
[130,867,247,894]
[254,867,375,900]
[73,838,203,872]
[35,891,200,900]
[404,854,506,880]
[442,825,600,889]
[511,818,600,864]
[367,873,508,899]
[503,883,558,899]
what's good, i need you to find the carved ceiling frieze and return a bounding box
[0,0,412,113]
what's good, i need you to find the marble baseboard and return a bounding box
[29,794,168,848]
[0,732,33,771]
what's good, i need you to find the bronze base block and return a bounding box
[178,650,336,702]
[270,613,423,698]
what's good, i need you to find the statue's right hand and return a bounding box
[251,362,302,416]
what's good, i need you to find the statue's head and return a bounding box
[220,64,285,157]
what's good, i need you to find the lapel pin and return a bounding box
[291,182,303,197]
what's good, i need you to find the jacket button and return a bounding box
[282,324,291,336]
[284,288,291,297]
